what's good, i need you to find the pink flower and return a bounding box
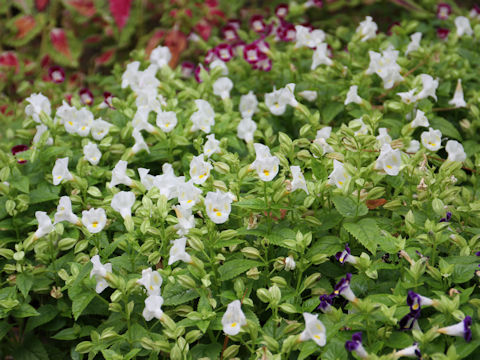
[243,43,262,64]
[250,15,266,33]
[48,66,65,84]
[275,3,289,18]
[437,3,451,20]
[277,22,296,42]
[227,19,241,29]
[222,24,238,41]
[215,43,234,62]
[102,92,114,109]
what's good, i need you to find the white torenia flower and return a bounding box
[52,157,73,185]
[75,108,94,137]
[173,205,195,236]
[294,25,325,48]
[284,255,296,271]
[54,196,79,225]
[122,61,141,89]
[407,140,420,153]
[366,48,403,89]
[135,90,163,115]
[411,110,429,128]
[177,180,202,208]
[250,143,280,182]
[111,191,135,219]
[279,83,298,108]
[91,118,112,140]
[405,32,422,55]
[137,268,162,296]
[150,46,171,68]
[421,127,442,151]
[394,343,421,358]
[314,127,333,155]
[132,129,150,154]
[416,74,439,101]
[239,91,258,118]
[142,295,164,321]
[90,255,112,294]
[455,16,473,37]
[397,88,418,104]
[299,313,326,346]
[154,163,185,200]
[446,140,467,162]
[448,79,467,108]
[376,128,392,146]
[437,316,472,342]
[204,134,220,157]
[156,111,177,133]
[132,108,155,133]
[350,117,368,135]
[168,237,191,265]
[356,16,377,42]
[25,93,51,123]
[375,144,402,176]
[237,117,257,143]
[328,160,350,188]
[83,142,101,165]
[265,88,286,116]
[290,166,308,194]
[345,85,363,105]
[138,168,155,190]
[213,77,233,99]
[298,90,317,102]
[205,190,234,224]
[311,43,333,70]
[109,160,133,188]
[34,211,54,239]
[33,124,53,145]
[191,99,215,133]
[189,154,212,185]
[82,208,107,234]
[222,300,247,336]
[210,59,229,75]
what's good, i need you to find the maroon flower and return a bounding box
[102,92,114,109]
[437,3,451,20]
[215,43,234,62]
[250,15,266,33]
[275,4,289,19]
[11,145,29,164]
[194,64,208,83]
[437,27,450,39]
[79,88,94,106]
[48,66,65,84]
[204,49,217,65]
[222,24,238,42]
[227,19,241,29]
[181,61,195,77]
[277,22,296,42]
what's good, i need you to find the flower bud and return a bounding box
[177,274,196,289]
[222,345,240,359]
[241,247,261,259]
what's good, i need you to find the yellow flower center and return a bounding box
[263,169,270,176]
[57,176,62,180]
[216,212,222,217]
[314,335,321,339]
[412,304,419,310]
[386,165,392,169]
[68,121,73,126]
[231,322,237,327]
[92,221,98,228]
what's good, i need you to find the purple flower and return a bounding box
[333,273,357,302]
[275,4,289,19]
[475,251,480,256]
[250,15,266,33]
[215,43,234,62]
[243,43,262,64]
[335,243,356,265]
[407,291,434,311]
[438,316,472,342]
[11,145,29,164]
[399,310,421,331]
[437,3,452,20]
[394,342,421,358]
[437,28,450,39]
[440,211,452,222]
[317,294,333,313]
[345,332,368,358]
[253,57,272,72]
[48,66,65,84]
[79,88,94,106]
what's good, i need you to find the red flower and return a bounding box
[49,66,65,83]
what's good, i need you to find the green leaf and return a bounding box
[11,303,40,318]
[163,283,199,306]
[332,195,368,218]
[218,259,263,281]
[430,117,462,141]
[12,334,49,360]
[311,159,327,180]
[25,305,58,333]
[385,332,413,349]
[298,341,321,360]
[190,343,222,360]
[11,174,29,193]
[29,183,60,204]
[343,218,380,254]
[233,198,266,210]
[16,273,34,298]
[322,102,344,123]
[0,321,12,341]
[322,337,348,360]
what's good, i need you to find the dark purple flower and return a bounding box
[215,43,234,62]
[48,66,65,84]
[464,316,473,342]
[437,3,452,20]
[475,251,480,256]
[333,273,357,302]
[345,332,368,358]
[472,5,480,17]
[181,61,195,77]
[317,294,333,312]
[79,88,93,106]
[250,15,266,33]
[440,212,452,222]
[437,28,450,39]
[438,316,472,342]
[407,290,433,312]
[275,4,289,18]
[11,145,29,164]
[335,243,355,264]
[399,310,421,331]
[102,92,114,109]
[222,24,238,42]
[232,40,246,57]
[253,39,270,54]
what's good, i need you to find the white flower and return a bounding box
[448,79,467,108]
[311,43,333,70]
[250,143,280,182]
[375,144,402,176]
[237,117,257,143]
[54,196,79,225]
[75,108,94,137]
[150,45,171,68]
[25,93,51,123]
[205,190,234,224]
[350,117,368,135]
[168,237,191,265]
[173,205,195,236]
[91,118,112,140]
[285,255,296,271]
[314,127,334,154]
[222,300,247,336]
[189,155,212,185]
[137,268,163,296]
[421,127,442,151]
[356,16,377,42]
[210,59,229,75]
[299,313,326,346]
[265,88,286,116]
[294,25,325,48]
[135,90,163,115]
[455,16,473,37]
[213,77,233,100]
[177,180,202,208]
[111,191,135,220]
[156,111,177,133]
[290,166,308,193]
[411,110,429,128]
[82,208,107,234]
[121,61,141,89]
[191,99,215,133]
[345,85,363,105]
[109,160,133,188]
[239,91,258,118]
[132,129,150,154]
[132,107,156,133]
[153,163,185,200]
[328,160,350,188]
[52,157,73,185]
[446,140,467,162]
[407,140,420,153]
[366,48,403,89]
[405,32,422,55]
[416,74,439,101]
[204,134,220,157]
[90,255,112,294]
[376,128,392,146]
[298,90,317,102]
[33,124,53,145]
[142,294,164,321]
[55,100,75,125]
[83,142,101,165]
[279,83,298,108]
[397,88,418,104]
[394,343,421,358]
[138,168,155,190]
[34,211,54,239]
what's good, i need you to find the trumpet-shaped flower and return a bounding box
[132,107,156,133]
[397,88,418,104]
[239,91,258,118]
[156,111,177,133]
[345,85,363,105]
[154,163,185,200]
[345,332,368,359]
[205,190,234,224]
[265,88,286,116]
[173,205,195,236]
[328,160,350,188]
[79,88,94,106]
[335,244,357,265]
[299,313,326,346]
[375,144,402,176]
[83,142,101,165]
[421,127,442,151]
[366,48,403,89]
[437,316,472,342]
[222,300,247,336]
[446,140,467,162]
[407,140,420,153]
[109,160,133,188]
[350,117,368,135]
[213,77,233,99]
[407,291,434,312]
[279,83,298,108]
[250,144,280,182]
[356,16,377,42]
[290,166,308,193]
[33,124,53,145]
[405,32,422,55]
[399,309,421,331]
[416,74,439,101]
[311,43,333,70]
[54,196,79,225]
[142,294,164,321]
[437,3,451,19]
[376,128,392,146]
[138,168,155,190]
[298,90,317,102]
[111,191,135,220]
[137,268,163,296]
[204,134,220,157]
[177,180,202,208]
[34,211,54,239]
[294,25,325,48]
[168,237,191,265]
[150,46,171,68]
[314,127,333,154]
[455,16,473,37]
[90,255,112,294]
[191,99,215,133]
[132,129,150,154]
[411,110,429,128]
[237,117,257,143]
[82,208,107,234]
[189,155,212,185]
[284,255,296,271]
[333,273,357,302]
[394,343,421,359]
[75,108,94,136]
[91,118,112,140]
[52,157,73,185]
[121,61,141,89]
[25,93,51,123]
[448,79,467,108]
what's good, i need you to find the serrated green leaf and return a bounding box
[163,283,199,306]
[343,218,379,254]
[332,195,368,218]
[218,259,263,281]
[25,305,58,333]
